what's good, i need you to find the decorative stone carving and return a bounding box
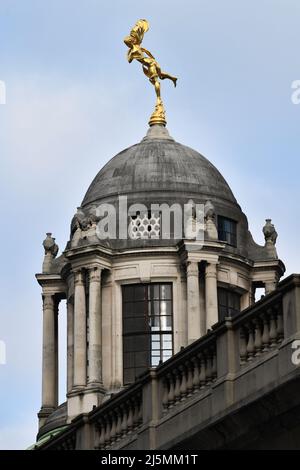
[263,219,277,245]
[71,207,100,247]
[89,266,102,283]
[74,269,85,286]
[204,200,218,241]
[263,219,278,259]
[129,212,160,239]
[42,233,59,273]
[43,233,59,257]
[72,207,99,232]
[185,200,197,239]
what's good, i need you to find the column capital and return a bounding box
[42,294,54,310]
[74,269,85,286]
[186,261,199,277]
[88,266,102,283]
[205,261,218,278]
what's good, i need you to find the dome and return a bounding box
[82,126,237,209]
[73,125,250,253]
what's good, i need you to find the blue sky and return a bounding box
[0,0,299,449]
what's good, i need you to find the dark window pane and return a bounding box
[153,300,160,316]
[135,367,146,379]
[124,368,135,385]
[123,317,146,334]
[218,216,237,247]
[123,301,135,317]
[218,287,240,322]
[133,301,146,315]
[123,283,173,385]
[151,284,160,300]
[135,351,149,367]
[123,288,134,302]
[123,352,135,367]
[135,285,147,301]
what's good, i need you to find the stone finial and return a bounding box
[43,233,59,257]
[263,219,278,245]
[205,200,218,241]
[263,219,278,259]
[42,233,59,273]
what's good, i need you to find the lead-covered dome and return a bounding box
[70,125,253,254]
[82,126,237,209]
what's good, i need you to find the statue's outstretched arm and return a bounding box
[141,47,155,60]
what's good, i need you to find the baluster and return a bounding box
[262,313,270,352]
[132,397,139,429]
[162,378,169,412]
[192,356,200,392]
[174,369,181,403]
[110,411,117,443]
[167,373,174,408]
[269,309,278,348]
[115,407,122,441]
[186,360,194,396]
[211,347,217,380]
[121,404,128,436]
[205,351,212,384]
[246,322,255,361]
[104,416,111,448]
[276,305,284,343]
[199,353,207,388]
[179,364,187,401]
[127,400,133,434]
[98,420,105,449]
[240,327,248,364]
[254,317,263,356]
[137,395,143,425]
[94,424,100,450]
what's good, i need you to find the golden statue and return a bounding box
[124,19,177,127]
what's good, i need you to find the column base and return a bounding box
[38,406,56,429]
[67,386,106,423]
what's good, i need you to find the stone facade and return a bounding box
[35,125,286,444]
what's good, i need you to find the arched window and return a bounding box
[122,283,173,385]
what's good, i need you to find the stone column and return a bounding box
[41,294,58,410]
[265,280,277,295]
[54,299,59,405]
[205,262,219,330]
[67,298,74,393]
[199,274,206,335]
[73,269,87,388]
[88,267,102,386]
[186,261,201,344]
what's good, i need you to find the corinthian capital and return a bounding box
[74,269,85,286]
[42,294,54,311]
[186,261,199,277]
[89,266,102,283]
